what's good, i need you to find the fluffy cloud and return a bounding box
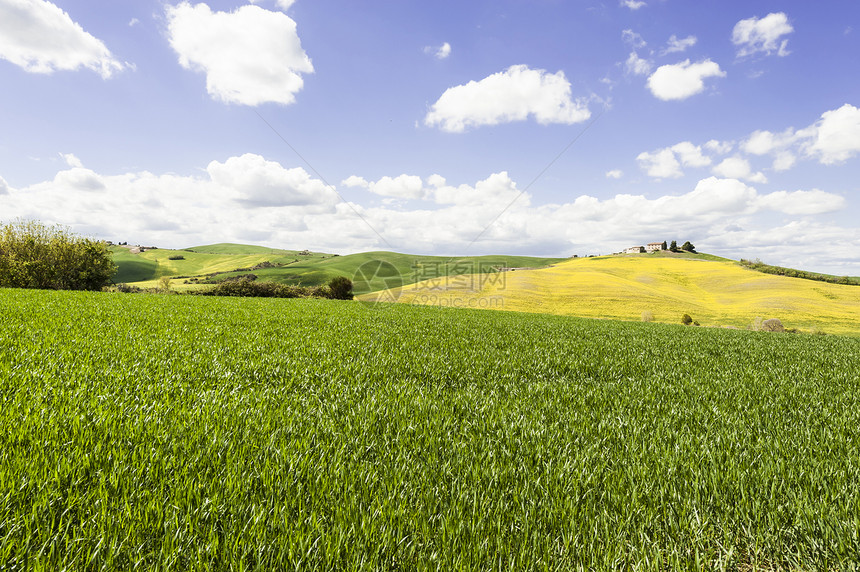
[0,153,342,248]
[704,140,734,155]
[431,171,523,206]
[742,129,796,155]
[662,35,697,55]
[620,0,646,10]
[738,104,860,168]
[0,0,126,77]
[646,59,725,101]
[0,176,9,195]
[712,157,767,183]
[805,104,860,165]
[742,129,798,171]
[625,52,652,76]
[637,148,681,179]
[732,12,793,58]
[165,2,313,106]
[634,104,860,186]
[61,153,84,168]
[207,154,335,207]
[622,29,646,49]
[249,0,296,10]
[424,42,451,60]
[425,65,590,132]
[54,167,106,191]
[605,170,623,179]
[343,174,426,200]
[670,142,711,168]
[1,160,852,272]
[755,189,845,215]
[637,142,711,178]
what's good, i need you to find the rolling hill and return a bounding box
[359,252,860,335]
[110,244,564,295]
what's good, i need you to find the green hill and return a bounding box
[110,245,564,295]
[184,243,300,255]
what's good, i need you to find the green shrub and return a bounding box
[111,283,143,293]
[681,314,693,325]
[0,219,116,291]
[200,277,305,298]
[168,255,185,260]
[327,276,354,300]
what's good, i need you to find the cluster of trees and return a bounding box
[0,220,116,291]
[669,240,696,253]
[198,275,354,300]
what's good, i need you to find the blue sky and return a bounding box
[1,0,859,274]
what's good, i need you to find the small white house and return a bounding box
[624,246,645,254]
[645,242,665,253]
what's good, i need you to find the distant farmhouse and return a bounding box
[622,241,667,255]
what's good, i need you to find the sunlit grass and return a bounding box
[1,287,859,569]
[366,255,860,335]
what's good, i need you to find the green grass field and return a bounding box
[2,287,859,570]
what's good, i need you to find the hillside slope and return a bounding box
[111,245,563,295]
[110,245,327,285]
[360,253,860,335]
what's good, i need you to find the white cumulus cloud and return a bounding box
[207,154,335,208]
[637,142,711,179]
[647,59,725,101]
[367,175,427,200]
[622,29,646,49]
[637,148,681,179]
[670,142,711,168]
[60,153,84,168]
[625,52,652,76]
[165,2,313,106]
[606,170,623,179]
[425,65,590,132]
[805,104,860,165]
[732,12,793,58]
[756,189,845,216]
[424,42,451,60]
[620,0,646,10]
[0,0,126,77]
[704,139,734,155]
[1,161,855,273]
[249,0,296,10]
[662,34,697,55]
[712,156,767,183]
[341,175,369,189]
[737,104,860,169]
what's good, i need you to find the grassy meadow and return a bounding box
[111,244,563,295]
[2,287,859,570]
[363,253,860,335]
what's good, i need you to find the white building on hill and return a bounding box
[646,242,666,253]
[624,246,645,254]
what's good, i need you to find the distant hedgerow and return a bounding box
[198,275,353,300]
[740,258,858,286]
